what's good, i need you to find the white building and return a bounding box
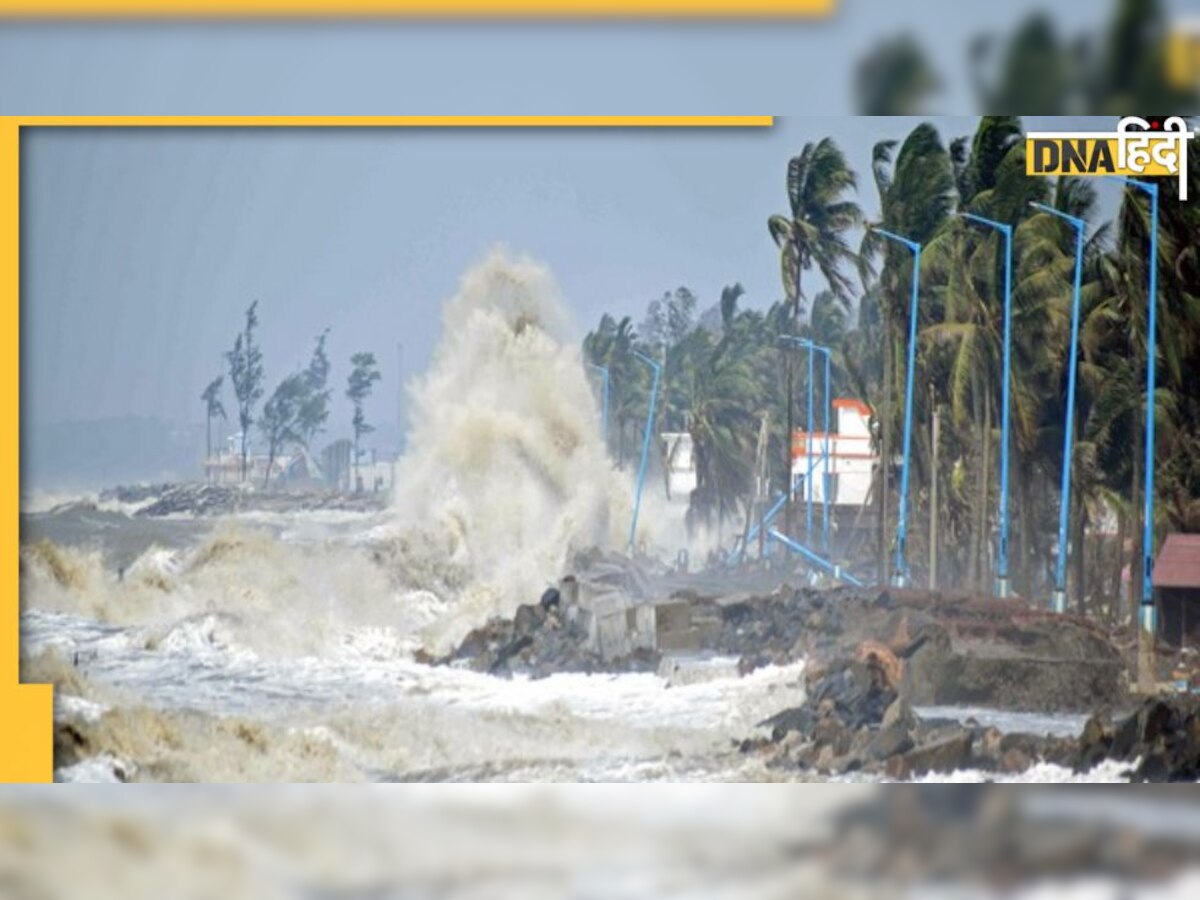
[661,432,697,501]
[792,398,877,507]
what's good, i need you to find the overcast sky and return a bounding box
[21,116,1124,437]
[0,1,1124,115]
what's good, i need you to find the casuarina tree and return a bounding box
[225,301,265,482]
[346,351,381,491]
[259,372,307,489]
[200,375,226,463]
[296,329,332,449]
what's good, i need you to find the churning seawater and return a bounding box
[19,252,1113,784]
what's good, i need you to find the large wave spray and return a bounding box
[388,250,632,652]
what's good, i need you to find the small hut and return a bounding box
[1153,534,1200,647]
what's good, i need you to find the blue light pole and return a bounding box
[804,340,833,557]
[823,347,832,556]
[628,350,661,554]
[780,335,834,557]
[587,363,610,444]
[1108,177,1160,635]
[1030,202,1085,615]
[960,212,1014,599]
[806,339,815,541]
[875,228,922,588]
[768,528,865,588]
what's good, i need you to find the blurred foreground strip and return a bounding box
[0,785,1197,899]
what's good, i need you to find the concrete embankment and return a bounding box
[440,553,1200,780]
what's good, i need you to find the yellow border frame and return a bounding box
[0,1,833,15]
[0,114,772,783]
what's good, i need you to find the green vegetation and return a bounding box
[346,352,381,491]
[585,115,1200,618]
[200,375,226,462]
[210,306,369,487]
[855,0,1196,115]
[225,301,265,482]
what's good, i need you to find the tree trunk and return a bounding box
[878,321,893,585]
[784,347,795,536]
[1130,440,1143,623]
[1017,459,1034,598]
[1112,507,1127,626]
[929,402,940,592]
[263,447,276,490]
[975,387,992,592]
[1073,493,1087,616]
[240,426,249,483]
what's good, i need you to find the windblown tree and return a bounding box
[583,314,643,465]
[347,352,381,490]
[854,35,940,115]
[259,373,307,489]
[966,0,1196,114]
[296,329,332,449]
[225,301,265,482]
[921,116,1048,589]
[644,287,700,436]
[574,113,1199,621]
[200,376,226,463]
[254,331,334,490]
[1076,135,1200,614]
[860,123,954,584]
[683,289,764,540]
[768,138,863,527]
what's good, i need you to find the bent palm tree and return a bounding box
[768,138,862,533]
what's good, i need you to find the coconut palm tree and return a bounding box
[768,138,863,533]
[584,314,643,465]
[860,122,955,583]
[683,304,762,540]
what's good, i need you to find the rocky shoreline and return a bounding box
[744,653,1200,781]
[94,481,389,517]
[441,563,1200,782]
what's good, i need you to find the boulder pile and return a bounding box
[437,587,659,678]
[744,655,1200,781]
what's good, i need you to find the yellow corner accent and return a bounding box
[0,686,55,783]
[0,1,834,17]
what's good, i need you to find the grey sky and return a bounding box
[21,116,1119,440]
[0,2,1130,115]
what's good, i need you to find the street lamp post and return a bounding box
[1108,177,1161,635]
[807,340,815,542]
[587,363,610,444]
[823,347,832,557]
[1030,202,1086,615]
[780,335,834,558]
[960,212,1014,599]
[628,350,661,555]
[874,228,922,589]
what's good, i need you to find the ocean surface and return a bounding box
[21,498,1125,786]
[15,256,1135,785]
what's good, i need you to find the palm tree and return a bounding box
[201,376,226,466]
[584,314,642,465]
[854,35,940,115]
[860,122,954,584]
[921,117,1049,588]
[768,138,862,533]
[1078,136,1200,614]
[684,301,762,540]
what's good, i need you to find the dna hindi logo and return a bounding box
[1026,117,1195,201]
